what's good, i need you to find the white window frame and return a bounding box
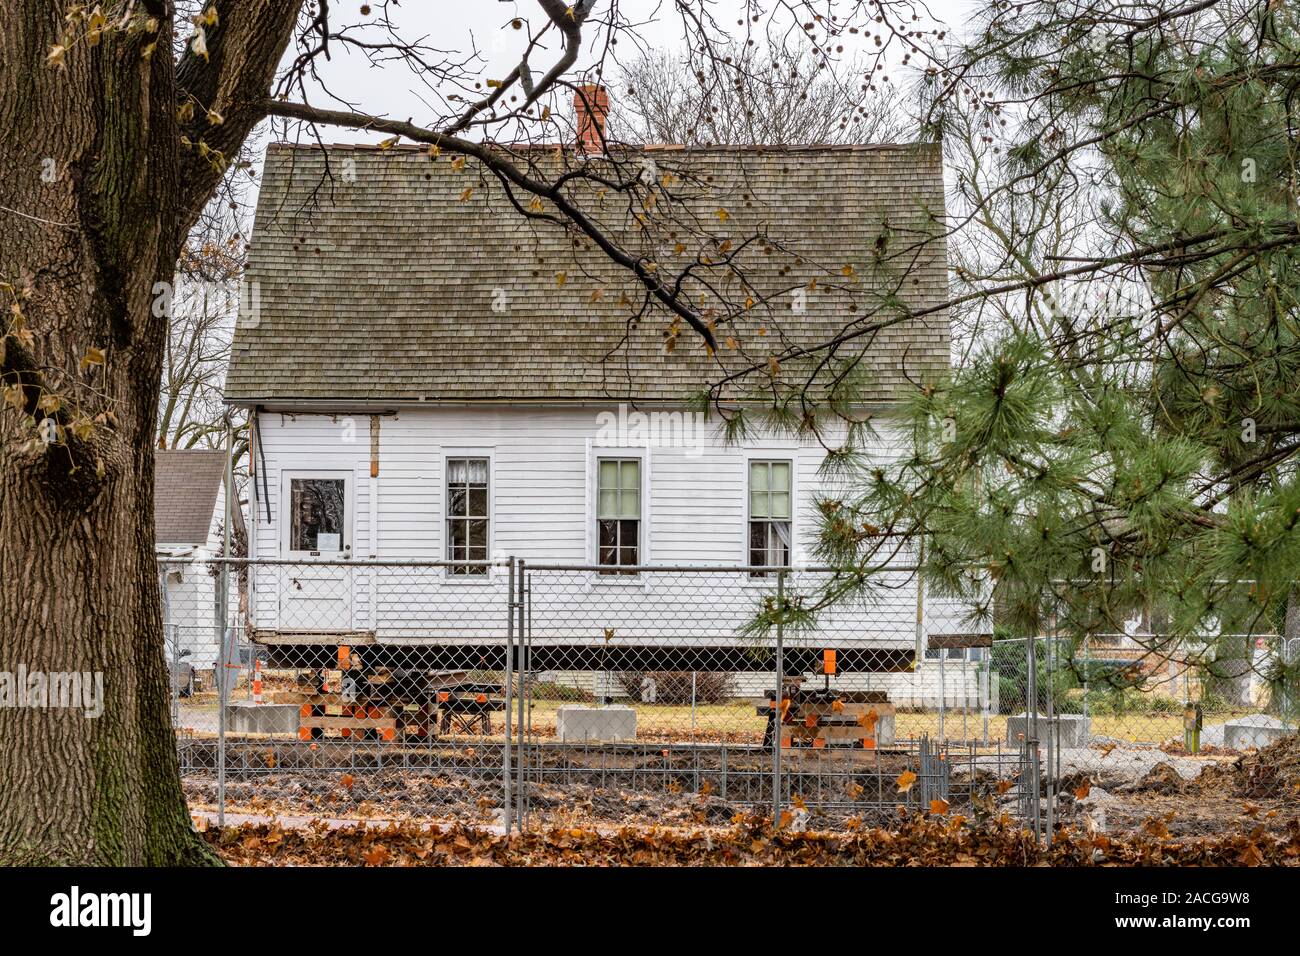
[280,469,354,560]
[742,448,799,583]
[441,449,496,581]
[587,444,649,578]
[746,457,794,576]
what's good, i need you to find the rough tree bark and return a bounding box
[0,0,297,865]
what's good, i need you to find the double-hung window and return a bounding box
[597,458,640,573]
[446,457,489,574]
[748,460,791,576]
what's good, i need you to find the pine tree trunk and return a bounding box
[0,6,217,865]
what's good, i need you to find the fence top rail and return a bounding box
[158,557,506,569]
[157,556,923,575]
[512,562,922,575]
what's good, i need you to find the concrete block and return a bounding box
[1006,713,1090,749]
[556,705,636,742]
[876,710,896,746]
[1223,715,1293,750]
[224,702,300,736]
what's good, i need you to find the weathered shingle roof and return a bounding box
[227,141,950,404]
[154,449,226,546]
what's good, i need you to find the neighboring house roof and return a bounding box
[154,449,232,547]
[226,140,950,405]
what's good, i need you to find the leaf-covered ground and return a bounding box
[202,812,1300,866]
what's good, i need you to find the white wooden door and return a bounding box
[279,470,354,632]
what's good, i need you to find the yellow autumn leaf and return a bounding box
[459,187,474,202]
[377,136,399,150]
[46,44,67,69]
[451,156,466,171]
[930,798,949,816]
[896,770,918,793]
[715,208,730,222]
[555,272,567,287]
[79,346,106,372]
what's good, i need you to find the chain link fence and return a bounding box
[164,556,1298,838]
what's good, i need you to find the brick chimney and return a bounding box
[573,84,609,155]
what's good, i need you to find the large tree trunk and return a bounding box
[0,6,216,865]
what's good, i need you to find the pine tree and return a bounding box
[810,0,1300,712]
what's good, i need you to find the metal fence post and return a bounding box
[160,566,178,731]
[516,558,527,832]
[215,422,235,826]
[1044,628,1056,836]
[1025,635,1041,838]
[503,557,514,835]
[772,568,785,825]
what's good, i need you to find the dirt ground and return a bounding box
[1059,733,1300,837]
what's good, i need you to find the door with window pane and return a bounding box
[447,458,490,574]
[749,460,791,575]
[280,471,352,631]
[597,458,640,573]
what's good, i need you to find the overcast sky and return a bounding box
[263,0,981,148]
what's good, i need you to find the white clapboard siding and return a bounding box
[246,406,974,652]
[538,664,995,711]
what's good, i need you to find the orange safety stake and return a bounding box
[252,659,263,705]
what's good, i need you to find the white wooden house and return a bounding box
[154,448,241,671]
[225,97,980,700]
